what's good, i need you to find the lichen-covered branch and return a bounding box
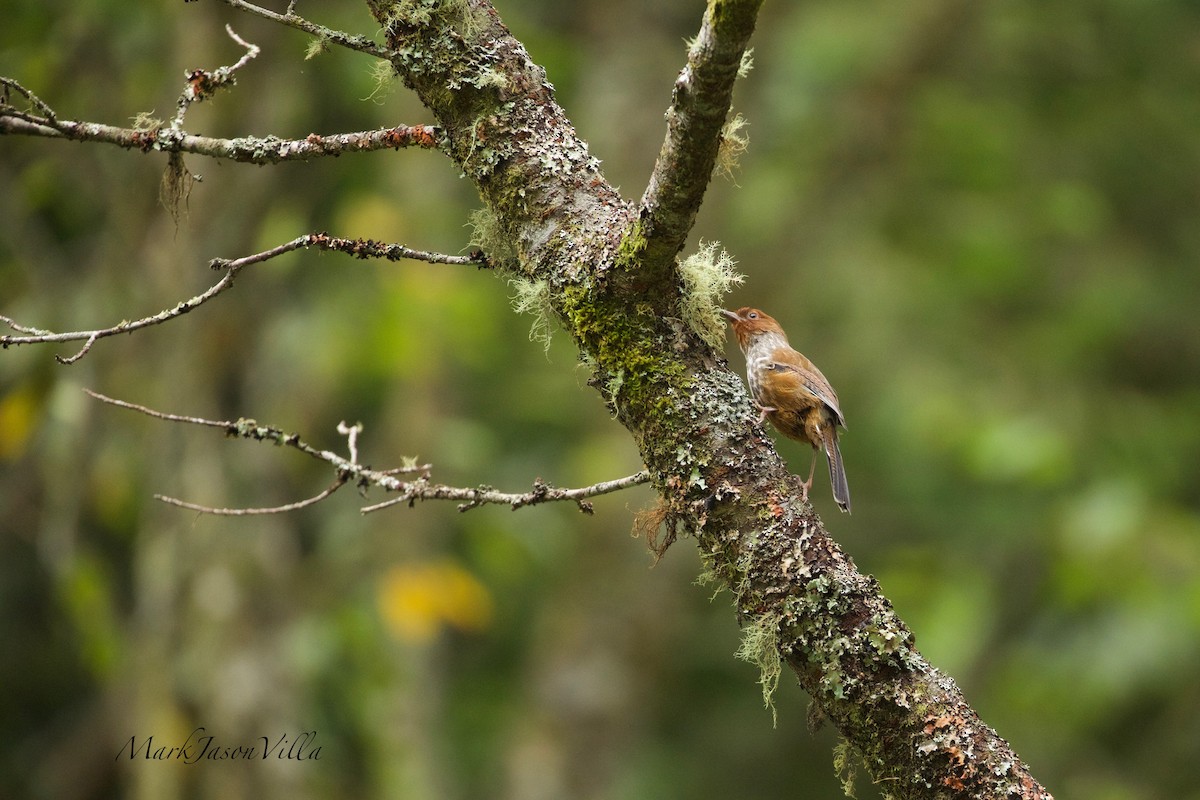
[0,108,441,163]
[85,391,649,515]
[363,0,633,281]
[360,470,651,515]
[2,50,440,161]
[639,0,764,274]
[218,0,396,60]
[342,2,1052,796]
[288,4,1057,793]
[172,25,260,130]
[0,234,487,362]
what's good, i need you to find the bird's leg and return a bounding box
[798,450,818,504]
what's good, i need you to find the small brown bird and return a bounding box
[722,307,851,513]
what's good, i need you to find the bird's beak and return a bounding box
[719,308,739,322]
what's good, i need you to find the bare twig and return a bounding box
[152,416,363,515]
[83,391,230,429]
[0,77,55,120]
[217,0,395,60]
[3,56,439,162]
[337,420,363,466]
[156,478,348,516]
[173,25,260,131]
[1,234,489,361]
[85,390,651,515]
[1,265,242,359]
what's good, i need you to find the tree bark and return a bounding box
[362,1,1055,797]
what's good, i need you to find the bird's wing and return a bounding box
[768,360,846,427]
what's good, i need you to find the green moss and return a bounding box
[832,738,859,799]
[560,282,687,420]
[364,59,399,103]
[508,277,555,351]
[467,207,518,267]
[614,218,648,271]
[678,240,744,348]
[738,47,755,78]
[716,113,749,180]
[735,611,783,725]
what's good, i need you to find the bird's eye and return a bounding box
[747,311,758,319]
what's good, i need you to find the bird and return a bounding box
[722,307,851,513]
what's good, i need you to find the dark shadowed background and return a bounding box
[2,1,1199,798]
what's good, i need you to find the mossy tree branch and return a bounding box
[2,1,1054,796]
[639,0,764,281]
[353,1,1054,796]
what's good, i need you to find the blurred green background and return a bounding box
[3,1,1200,798]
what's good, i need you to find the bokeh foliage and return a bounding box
[2,1,1199,798]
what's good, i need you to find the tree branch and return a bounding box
[219,0,396,60]
[158,478,349,515]
[639,0,763,273]
[0,113,441,161]
[2,28,438,163]
[0,90,441,163]
[360,470,652,515]
[84,390,650,515]
[330,5,1054,792]
[0,234,488,361]
[0,265,242,363]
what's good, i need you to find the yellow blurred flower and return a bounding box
[377,560,494,643]
[0,386,38,461]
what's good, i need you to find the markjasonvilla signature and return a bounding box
[115,728,321,763]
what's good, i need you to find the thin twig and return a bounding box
[1,264,243,355]
[0,77,55,120]
[156,412,358,514]
[218,0,395,60]
[156,477,347,516]
[301,232,490,267]
[380,462,434,476]
[85,390,650,516]
[359,471,652,515]
[84,390,230,429]
[337,420,363,466]
[173,25,260,131]
[2,234,488,360]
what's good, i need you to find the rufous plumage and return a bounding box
[722,307,851,513]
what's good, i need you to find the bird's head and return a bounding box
[720,307,787,352]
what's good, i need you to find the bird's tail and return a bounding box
[823,430,851,514]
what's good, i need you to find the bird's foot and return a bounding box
[754,403,777,424]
